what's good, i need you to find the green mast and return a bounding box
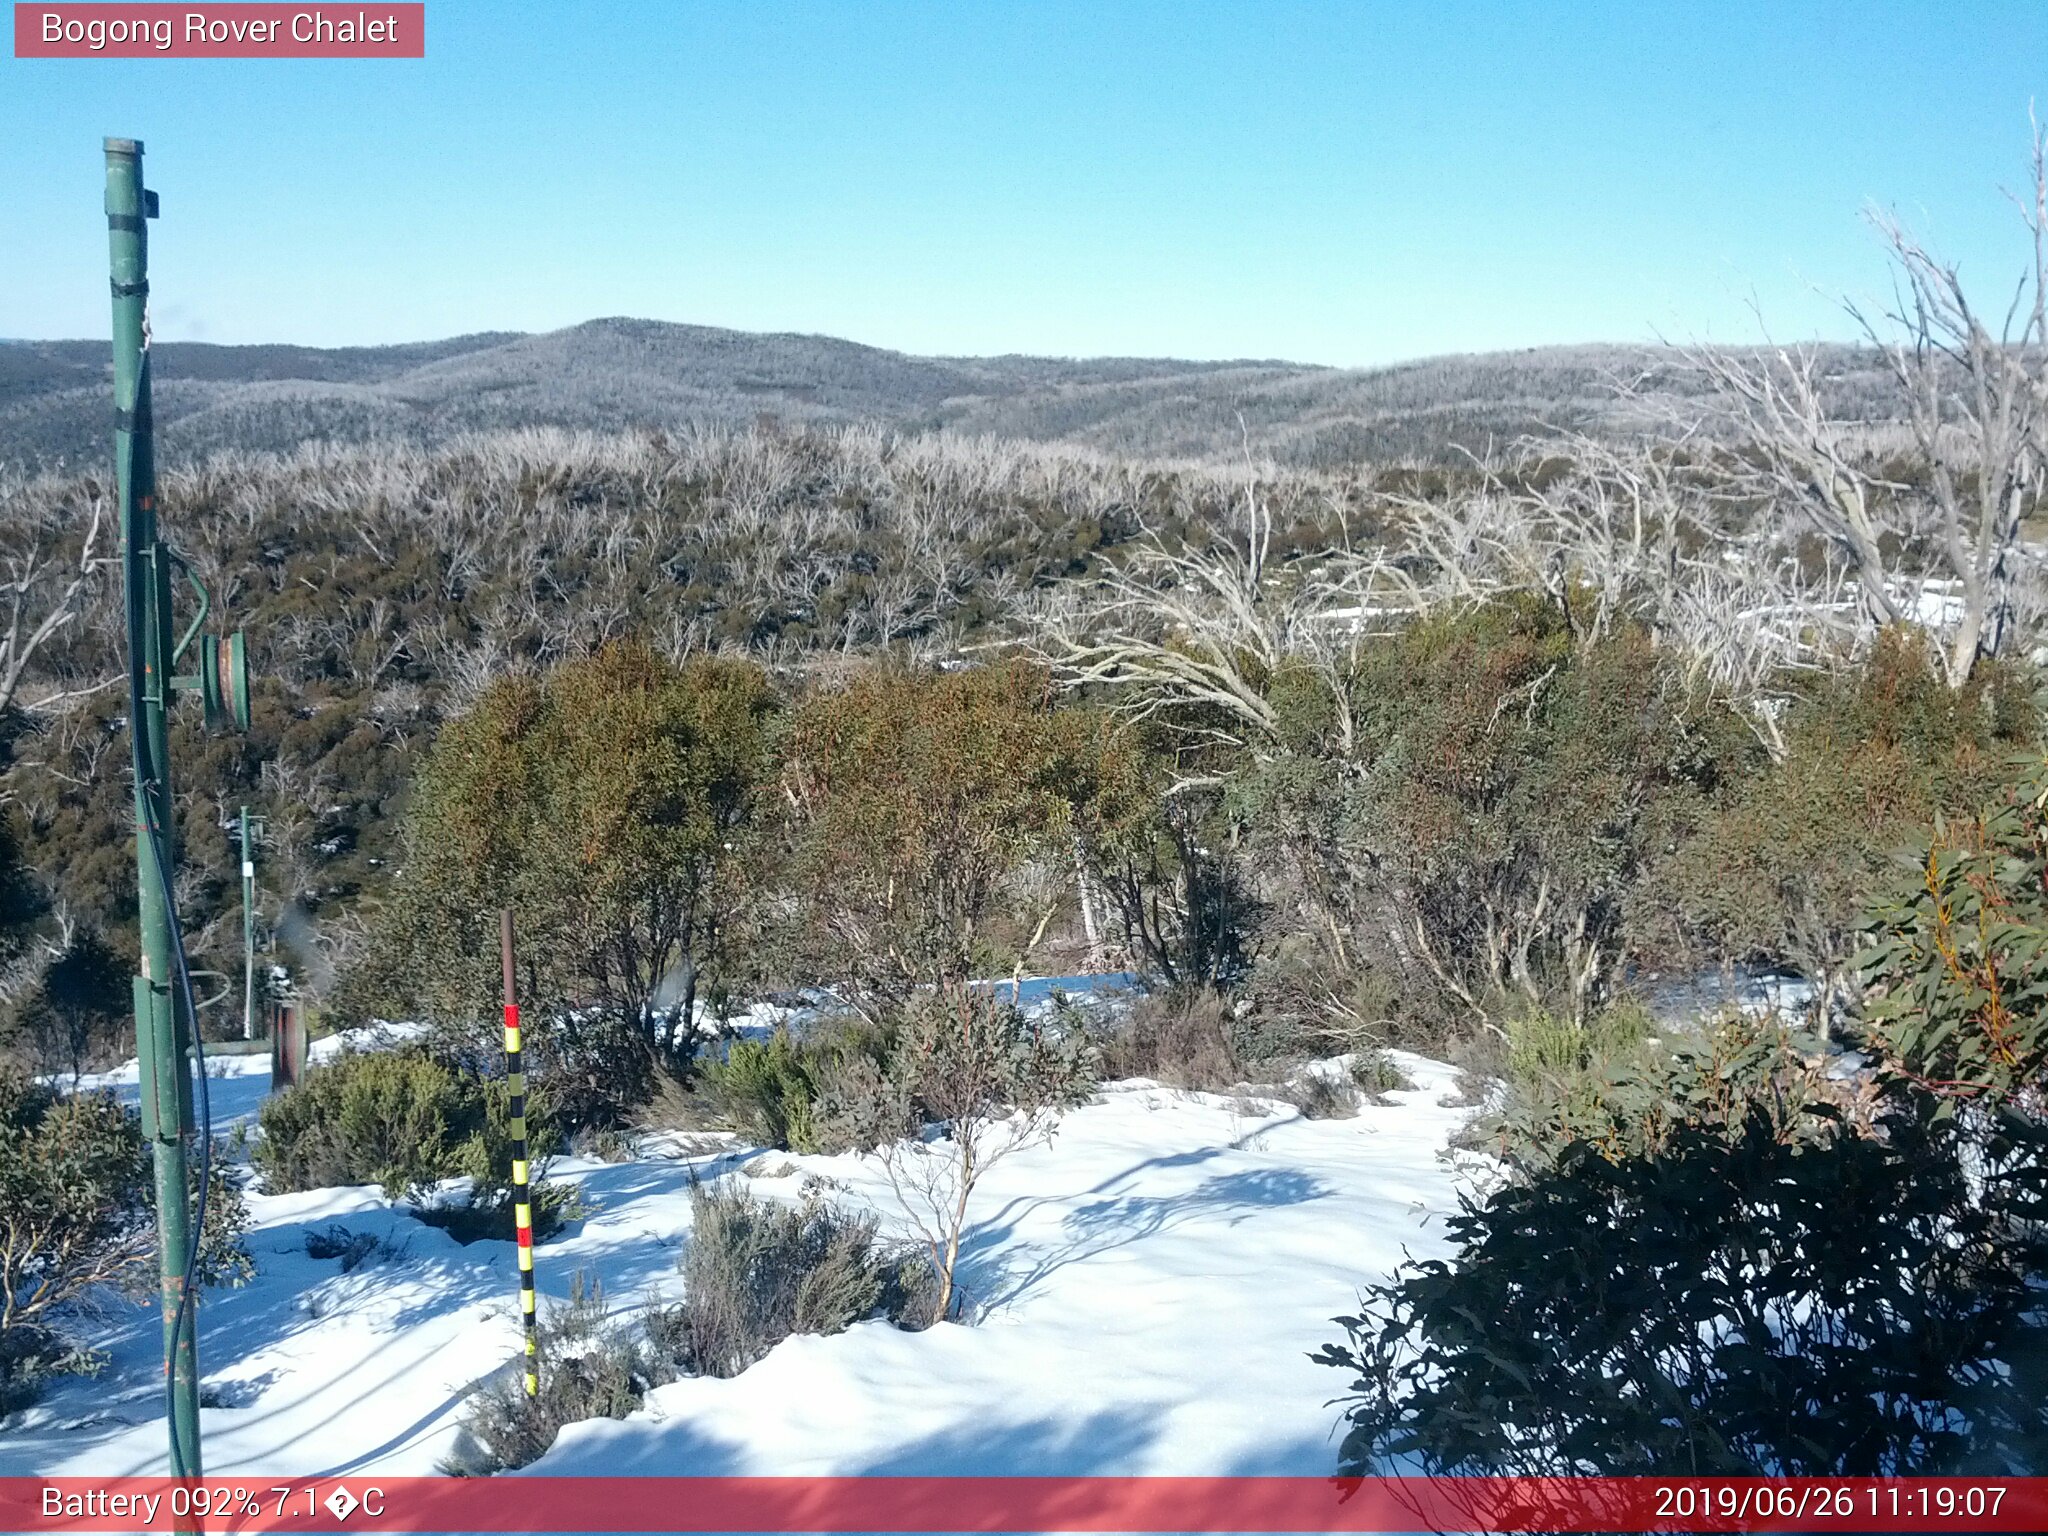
[106,135,203,1482]
[240,806,262,1041]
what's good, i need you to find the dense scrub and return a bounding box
[1050,587,2034,1068]
[3,426,1354,1055]
[1318,754,2048,1476]
[300,610,2040,1118]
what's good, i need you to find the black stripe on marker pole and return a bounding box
[501,908,537,1400]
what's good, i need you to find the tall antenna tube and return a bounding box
[107,135,204,1482]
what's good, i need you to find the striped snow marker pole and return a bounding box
[501,908,538,1401]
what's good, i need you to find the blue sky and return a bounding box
[4,1,2046,365]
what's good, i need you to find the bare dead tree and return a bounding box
[1849,152,2047,680]
[1030,469,1419,776]
[0,479,113,718]
[1681,122,2048,686]
[1678,337,1910,635]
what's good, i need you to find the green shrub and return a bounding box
[1227,934,1420,1059]
[413,1008,654,1137]
[649,1181,924,1379]
[0,1073,251,1414]
[449,1272,652,1474]
[573,1125,638,1163]
[1317,1075,2048,1476]
[809,1045,914,1156]
[698,1017,905,1155]
[255,1048,566,1237]
[1347,1050,1413,1102]
[1485,1014,1849,1171]
[255,1049,470,1199]
[700,1029,821,1152]
[1238,600,1744,1036]
[1504,1008,1590,1083]
[1860,750,2048,1106]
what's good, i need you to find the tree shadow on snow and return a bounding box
[960,1165,1332,1314]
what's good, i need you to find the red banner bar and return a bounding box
[13,5,424,58]
[4,1476,2045,1533]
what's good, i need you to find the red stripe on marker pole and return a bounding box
[14,5,425,58]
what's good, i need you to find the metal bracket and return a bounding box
[167,549,210,667]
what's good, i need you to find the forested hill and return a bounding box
[0,318,1904,469]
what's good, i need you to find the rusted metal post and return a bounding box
[269,1000,306,1091]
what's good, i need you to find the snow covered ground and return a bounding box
[2,1037,1479,1482]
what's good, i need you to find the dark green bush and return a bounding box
[4,929,129,1080]
[347,642,776,1119]
[809,1043,916,1155]
[1498,995,1654,1092]
[1317,1074,2048,1475]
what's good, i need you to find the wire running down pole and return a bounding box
[501,909,539,1399]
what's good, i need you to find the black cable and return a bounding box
[142,795,212,1368]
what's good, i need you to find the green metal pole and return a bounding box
[107,136,203,1482]
[241,806,256,1042]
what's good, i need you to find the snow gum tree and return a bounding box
[775,661,1112,1316]
[775,659,1122,1008]
[353,639,776,1113]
